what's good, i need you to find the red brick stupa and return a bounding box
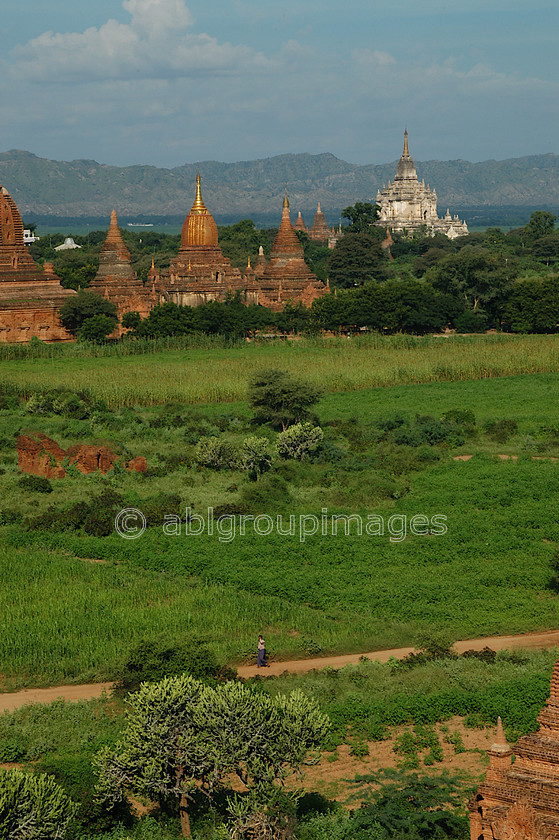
[0,184,75,343]
[155,174,258,307]
[257,192,326,311]
[89,210,153,335]
[470,661,559,838]
[308,202,332,242]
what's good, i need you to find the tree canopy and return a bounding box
[95,675,329,839]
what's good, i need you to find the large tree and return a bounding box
[341,201,380,233]
[248,368,322,430]
[95,675,329,839]
[59,290,118,337]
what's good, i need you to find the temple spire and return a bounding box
[283,187,289,208]
[403,128,409,156]
[192,171,207,213]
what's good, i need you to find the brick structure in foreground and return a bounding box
[256,193,327,312]
[17,432,146,479]
[153,173,259,307]
[0,184,76,343]
[470,660,559,838]
[89,210,154,336]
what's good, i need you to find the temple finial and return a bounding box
[403,129,409,156]
[283,187,289,208]
[192,170,206,212]
[491,717,511,754]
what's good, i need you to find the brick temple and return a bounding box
[0,184,75,343]
[89,209,153,336]
[152,173,259,307]
[256,192,327,311]
[470,660,559,838]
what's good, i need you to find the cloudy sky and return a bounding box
[2,0,558,168]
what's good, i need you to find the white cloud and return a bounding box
[11,0,270,83]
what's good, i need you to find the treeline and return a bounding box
[33,208,559,337]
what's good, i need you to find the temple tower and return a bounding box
[89,210,153,334]
[0,184,75,342]
[376,131,468,239]
[470,660,559,838]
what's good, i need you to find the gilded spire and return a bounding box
[403,129,409,156]
[283,188,289,209]
[192,172,207,213]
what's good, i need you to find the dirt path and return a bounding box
[2,628,559,714]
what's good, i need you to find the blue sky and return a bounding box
[2,0,558,168]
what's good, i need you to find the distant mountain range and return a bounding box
[1,149,559,226]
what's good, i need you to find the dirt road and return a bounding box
[2,628,559,714]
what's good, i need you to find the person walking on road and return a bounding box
[257,634,269,667]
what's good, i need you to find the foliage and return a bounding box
[0,767,78,839]
[340,202,380,234]
[195,437,239,470]
[59,291,118,337]
[17,474,53,493]
[241,436,273,481]
[79,314,118,343]
[276,422,324,461]
[95,676,330,837]
[248,369,322,430]
[327,233,386,288]
[114,638,225,694]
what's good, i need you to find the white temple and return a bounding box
[376,131,468,239]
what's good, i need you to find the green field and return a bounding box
[1,333,558,405]
[1,367,558,685]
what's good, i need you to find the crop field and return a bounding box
[1,368,559,685]
[1,332,558,406]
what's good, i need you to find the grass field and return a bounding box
[1,370,559,685]
[1,333,558,406]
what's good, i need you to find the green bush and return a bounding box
[484,419,519,442]
[18,474,53,493]
[276,423,324,461]
[195,437,239,470]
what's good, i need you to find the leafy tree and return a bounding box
[79,314,117,343]
[426,245,517,326]
[328,233,386,288]
[248,369,322,430]
[0,767,77,839]
[134,302,196,337]
[121,311,142,332]
[503,276,559,333]
[276,422,324,461]
[241,436,273,481]
[59,290,118,337]
[524,210,557,241]
[95,675,330,838]
[341,202,380,233]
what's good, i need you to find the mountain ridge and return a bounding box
[1,149,558,223]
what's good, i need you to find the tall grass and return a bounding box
[1,333,558,407]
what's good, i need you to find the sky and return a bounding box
[2,0,558,168]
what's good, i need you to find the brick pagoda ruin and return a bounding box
[0,184,76,343]
[470,660,559,838]
[256,192,327,311]
[89,210,153,336]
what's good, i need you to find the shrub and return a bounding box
[241,436,273,481]
[114,637,227,694]
[18,474,53,493]
[484,419,519,442]
[276,423,324,461]
[195,436,239,470]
